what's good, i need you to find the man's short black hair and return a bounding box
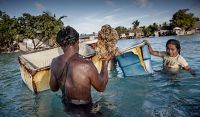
[56,26,79,47]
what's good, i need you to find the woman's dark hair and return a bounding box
[166,39,181,54]
[56,26,79,47]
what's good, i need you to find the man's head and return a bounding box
[56,26,79,47]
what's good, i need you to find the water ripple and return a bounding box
[1,35,200,116]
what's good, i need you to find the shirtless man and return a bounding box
[49,26,110,108]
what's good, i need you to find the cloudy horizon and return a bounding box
[1,0,200,34]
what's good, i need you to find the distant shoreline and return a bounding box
[0,34,199,54]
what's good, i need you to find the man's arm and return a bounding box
[88,60,109,92]
[49,59,59,91]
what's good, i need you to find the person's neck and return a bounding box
[62,46,78,58]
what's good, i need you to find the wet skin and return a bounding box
[50,42,110,103]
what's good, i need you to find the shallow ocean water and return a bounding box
[0,34,200,117]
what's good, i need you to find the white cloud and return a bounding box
[104,15,114,20]
[64,8,173,34]
[66,13,130,34]
[162,16,171,22]
[35,2,45,10]
[66,8,124,34]
[153,10,170,16]
[105,0,116,7]
[128,10,170,22]
[63,3,171,34]
[110,8,122,14]
[191,8,200,17]
[151,16,171,25]
[128,14,150,20]
[135,0,148,8]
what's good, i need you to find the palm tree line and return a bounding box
[115,9,199,38]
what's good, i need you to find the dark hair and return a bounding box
[56,26,79,47]
[166,39,181,54]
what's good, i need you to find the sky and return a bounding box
[0,0,200,34]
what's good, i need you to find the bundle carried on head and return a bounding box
[96,24,119,59]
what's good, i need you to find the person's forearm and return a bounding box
[146,42,160,56]
[99,60,109,89]
[186,68,196,76]
[146,43,154,54]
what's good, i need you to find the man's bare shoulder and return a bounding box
[51,57,58,65]
[50,56,61,70]
[73,57,96,71]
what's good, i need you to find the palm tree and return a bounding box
[132,20,140,29]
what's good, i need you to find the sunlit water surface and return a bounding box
[0,35,200,117]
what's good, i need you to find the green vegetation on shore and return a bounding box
[0,9,199,53]
[115,9,199,38]
[0,11,65,52]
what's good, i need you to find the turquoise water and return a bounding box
[0,35,200,117]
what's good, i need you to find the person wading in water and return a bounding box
[49,26,112,116]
